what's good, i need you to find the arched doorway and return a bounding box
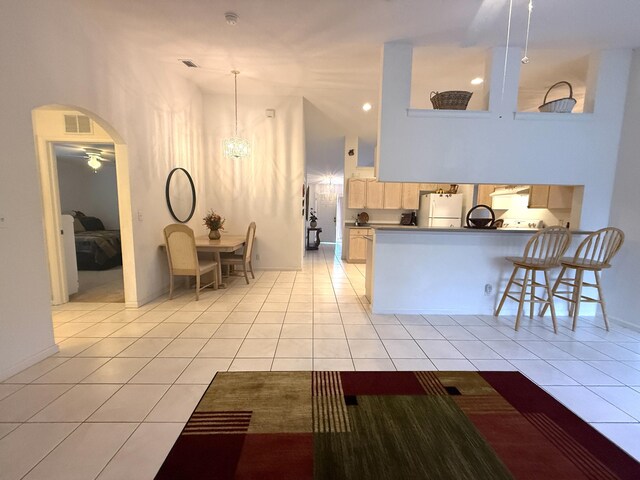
[32,105,138,306]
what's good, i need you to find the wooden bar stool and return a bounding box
[540,227,624,331]
[495,227,572,333]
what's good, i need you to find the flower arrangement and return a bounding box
[309,209,318,223]
[203,210,225,231]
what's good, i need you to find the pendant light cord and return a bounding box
[522,0,533,63]
[501,0,514,102]
[233,71,239,136]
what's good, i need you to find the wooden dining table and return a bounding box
[194,235,246,288]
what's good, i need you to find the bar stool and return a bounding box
[540,227,624,331]
[495,227,572,333]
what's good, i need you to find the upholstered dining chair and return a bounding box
[221,222,256,285]
[540,227,624,331]
[163,224,218,300]
[495,226,572,333]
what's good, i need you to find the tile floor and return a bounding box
[1,244,640,478]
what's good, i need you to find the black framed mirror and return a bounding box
[165,167,196,223]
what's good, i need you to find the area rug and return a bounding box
[155,371,640,479]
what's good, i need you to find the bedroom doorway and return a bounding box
[54,142,124,303]
[33,105,137,306]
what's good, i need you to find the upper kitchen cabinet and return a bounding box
[528,185,574,209]
[517,49,589,114]
[383,183,403,209]
[410,46,489,111]
[347,178,366,209]
[401,183,420,210]
[366,179,385,209]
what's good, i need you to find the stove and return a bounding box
[500,218,543,230]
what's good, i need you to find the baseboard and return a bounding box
[0,344,59,382]
[609,315,640,333]
[371,306,598,316]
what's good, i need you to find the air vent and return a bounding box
[180,59,199,68]
[64,114,92,134]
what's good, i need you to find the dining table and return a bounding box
[194,235,246,289]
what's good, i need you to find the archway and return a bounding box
[32,104,138,306]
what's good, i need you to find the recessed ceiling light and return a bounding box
[362,102,372,112]
[471,77,484,85]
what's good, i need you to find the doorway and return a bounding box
[55,142,124,303]
[33,106,137,306]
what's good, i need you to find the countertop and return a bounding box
[370,225,593,234]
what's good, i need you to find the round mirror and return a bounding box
[165,167,196,223]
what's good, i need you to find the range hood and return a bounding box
[489,185,530,197]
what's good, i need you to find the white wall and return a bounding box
[57,159,120,229]
[602,48,640,330]
[372,230,596,316]
[203,94,304,270]
[303,98,345,182]
[0,0,205,380]
[376,44,632,231]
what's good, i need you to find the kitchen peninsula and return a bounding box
[365,226,595,317]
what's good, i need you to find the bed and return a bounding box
[72,214,122,270]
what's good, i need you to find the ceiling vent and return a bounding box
[180,59,199,68]
[64,114,92,134]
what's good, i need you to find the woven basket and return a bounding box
[430,91,472,110]
[538,81,577,113]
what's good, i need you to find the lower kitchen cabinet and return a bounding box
[347,228,372,263]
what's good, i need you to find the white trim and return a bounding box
[0,344,59,382]
[513,112,595,122]
[609,315,640,333]
[406,109,492,119]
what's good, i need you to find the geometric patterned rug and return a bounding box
[155,371,640,479]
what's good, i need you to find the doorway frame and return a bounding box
[33,105,138,306]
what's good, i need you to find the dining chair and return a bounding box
[494,226,572,333]
[540,227,624,331]
[221,222,256,284]
[163,224,218,300]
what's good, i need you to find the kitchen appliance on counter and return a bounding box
[354,211,369,226]
[418,193,463,228]
[400,212,417,225]
[465,204,501,229]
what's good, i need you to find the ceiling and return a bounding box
[70,0,640,143]
[54,143,116,166]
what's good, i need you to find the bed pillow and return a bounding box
[73,217,85,233]
[79,216,105,231]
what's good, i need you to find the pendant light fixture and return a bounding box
[223,70,250,159]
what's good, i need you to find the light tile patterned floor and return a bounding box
[1,244,640,478]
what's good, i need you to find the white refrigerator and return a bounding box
[418,193,464,228]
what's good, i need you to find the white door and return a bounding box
[315,194,337,242]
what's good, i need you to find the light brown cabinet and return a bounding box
[528,185,574,209]
[347,228,372,263]
[547,186,574,209]
[383,183,403,209]
[401,183,421,209]
[347,178,366,209]
[365,179,384,209]
[476,184,507,206]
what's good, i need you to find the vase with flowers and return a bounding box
[309,209,318,228]
[203,210,225,240]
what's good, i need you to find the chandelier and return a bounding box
[223,70,250,159]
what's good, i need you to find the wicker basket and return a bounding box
[430,91,472,110]
[538,81,577,113]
